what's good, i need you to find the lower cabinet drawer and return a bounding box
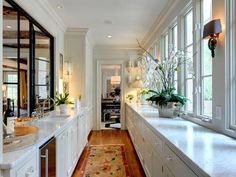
[16,151,38,177]
[163,144,197,177]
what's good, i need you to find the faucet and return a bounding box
[32,96,55,120]
[32,96,43,120]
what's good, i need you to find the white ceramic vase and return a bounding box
[59,104,68,115]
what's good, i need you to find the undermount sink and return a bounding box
[3,126,38,153]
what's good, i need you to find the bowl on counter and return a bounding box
[3,125,39,153]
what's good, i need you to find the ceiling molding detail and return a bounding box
[141,0,181,48]
[37,0,66,32]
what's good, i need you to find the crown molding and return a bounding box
[36,0,66,32]
[66,28,89,35]
[141,0,183,48]
[94,44,139,50]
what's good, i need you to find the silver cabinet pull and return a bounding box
[41,149,49,177]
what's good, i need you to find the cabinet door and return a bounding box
[56,131,68,177]
[67,121,78,176]
[163,165,175,177]
[152,150,164,177]
[16,151,38,177]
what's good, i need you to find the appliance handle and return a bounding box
[41,149,49,177]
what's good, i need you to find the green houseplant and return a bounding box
[126,94,134,103]
[53,92,73,114]
[137,41,190,117]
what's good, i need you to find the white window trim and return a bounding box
[226,0,236,131]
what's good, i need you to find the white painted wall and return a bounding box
[64,28,94,129]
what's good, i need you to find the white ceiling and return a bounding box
[47,0,170,47]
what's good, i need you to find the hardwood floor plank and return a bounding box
[72,130,146,177]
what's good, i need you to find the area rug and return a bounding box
[80,145,131,177]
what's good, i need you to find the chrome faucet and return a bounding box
[32,96,43,120]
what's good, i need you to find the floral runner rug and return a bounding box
[80,144,131,177]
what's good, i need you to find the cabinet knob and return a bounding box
[25,166,34,177]
[166,155,173,161]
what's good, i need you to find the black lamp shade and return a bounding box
[203,19,222,39]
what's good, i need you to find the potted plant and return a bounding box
[147,89,187,117]
[140,88,149,104]
[137,41,190,117]
[126,94,134,103]
[53,92,73,114]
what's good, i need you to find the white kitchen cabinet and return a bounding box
[67,119,78,176]
[163,165,174,177]
[163,144,197,177]
[2,150,38,177]
[57,114,89,177]
[77,113,87,157]
[125,104,199,177]
[56,128,69,177]
[152,149,164,177]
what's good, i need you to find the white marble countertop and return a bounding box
[127,103,236,177]
[1,107,89,170]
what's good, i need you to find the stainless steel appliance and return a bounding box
[39,137,56,177]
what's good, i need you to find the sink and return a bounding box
[3,126,38,153]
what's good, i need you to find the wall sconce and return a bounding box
[203,19,222,58]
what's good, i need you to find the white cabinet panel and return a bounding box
[56,129,69,177]
[163,144,197,177]
[16,152,38,177]
[125,104,198,177]
[163,165,175,177]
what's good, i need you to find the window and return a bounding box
[200,0,212,117]
[162,33,169,59]
[226,0,236,130]
[184,9,194,113]
[171,25,178,92]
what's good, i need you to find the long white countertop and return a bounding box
[127,103,236,177]
[1,107,89,170]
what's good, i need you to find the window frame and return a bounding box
[4,0,55,116]
[226,0,236,131]
[182,7,194,114]
[199,0,213,118]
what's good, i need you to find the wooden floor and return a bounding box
[72,130,146,177]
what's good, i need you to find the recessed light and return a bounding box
[107,35,112,38]
[57,4,63,9]
[104,20,112,25]
[6,25,12,29]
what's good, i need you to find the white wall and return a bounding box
[64,28,94,107]
[64,28,94,129]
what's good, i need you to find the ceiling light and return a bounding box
[57,4,63,9]
[107,35,112,38]
[6,25,12,29]
[104,20,112,25]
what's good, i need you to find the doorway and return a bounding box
[96,60,124,130]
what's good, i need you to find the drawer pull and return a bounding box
[25,166,34,177]
[41,149,49,177]
[166,156,173,161]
